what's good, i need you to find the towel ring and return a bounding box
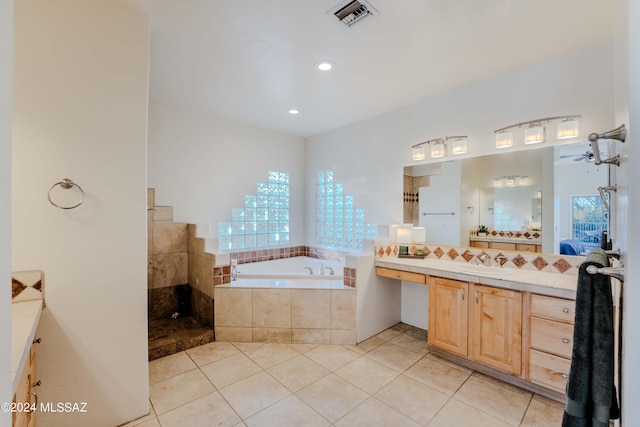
[48,178,84,209]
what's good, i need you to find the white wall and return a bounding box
[12,1,150,426]
[616,0,639,423]
[0,0,13,425]
[305,44,615,331]
[148,102,305,243]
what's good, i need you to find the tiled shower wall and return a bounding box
[148,189,213,327]
[403,174,429,225]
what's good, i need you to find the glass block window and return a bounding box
[218,171,290,251]
[316,170,376,250]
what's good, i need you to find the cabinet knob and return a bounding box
[32,337,41,344]
[562,338,570,344]
[395,273,400,278]
[562,308,570,314]
[561,373,569,379]
[32,380,41,387]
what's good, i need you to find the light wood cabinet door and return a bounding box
[428,277,469,357]
[472,285,522,375]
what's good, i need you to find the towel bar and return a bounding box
[586,265,625,283]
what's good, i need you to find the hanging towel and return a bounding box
[562,248,620,427]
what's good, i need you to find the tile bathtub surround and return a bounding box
[214,287,357,345]
[135,324,564,427]
[343,267,357,288]
[11,270,45,303]
[375,243,584,275]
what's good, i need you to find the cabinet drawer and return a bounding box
[529,349,571,393]
[530,294,575,323]
[490,242,516,251]
[516,243,538,252]
[472,241,490,248]
[530,316,574,358]
[376,267,426,284]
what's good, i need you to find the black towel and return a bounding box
[562,248,620,427]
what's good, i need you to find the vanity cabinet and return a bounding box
[427,277,522,375]
[13,342,39,427]
[375,266,426,284]
[526,294,575,393]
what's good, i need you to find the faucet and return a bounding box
[324,266,335,276]
[319,263,325,276]
[477,254,492,266]
[303,266,314,275]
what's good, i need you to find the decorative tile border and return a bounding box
[12,270,45,303]
[228,246,350,265]
[375,243,583,275]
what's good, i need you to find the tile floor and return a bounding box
[125,323,564,427]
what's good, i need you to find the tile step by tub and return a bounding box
[148,316,214,361]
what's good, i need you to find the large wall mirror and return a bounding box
[403,141,609,255]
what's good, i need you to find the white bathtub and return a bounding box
[236,256,343,280]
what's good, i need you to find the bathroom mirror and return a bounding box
[403,141,609,254]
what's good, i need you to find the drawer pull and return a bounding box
[395,273,401,278]
[32,380,41,387]
[461,288,465,300]
[562,308,570,314]
[562,338,570,344]
[561,374,569,379]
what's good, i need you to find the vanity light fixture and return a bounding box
[450,136,468,155]
[495,114,580,148]
[557,118,579,139]
[493,175,529,187]
[524,123,545,145]
[430,139,447,158]
[495,130,513,149]
[411,135,468,160]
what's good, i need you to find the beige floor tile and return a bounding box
[404,355,471,396]
[149,351,197,384]
[296,374,369,423]
[374,328,403,342]
[453,375,532,426]
[134,418,161,427]
[267,354,330,392]
[427,398,511,427]
[389,322,413,333]
[244,343,299,369]
[158,392,241,427]
[334,357,399,394]
[424,353,473,374]
[389,331,429,354]
[245,395,330,427]
[374,375,449,425]
[304,344,361,371]
[346,336,385,354]
[219,371,291,419]
[232,342,264,352]
[520,395,565,427]
[334,397,421,427]
[120,404,157,427]
[471,371,534,398]
[186,341,240,366]
[200,352,263,389]
[288,343,320,353]
[149,369,215,414]
[364,342,423,372]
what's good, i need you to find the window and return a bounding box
[218,171,290,250]
[316,171,376,250]
[571,195,608,251]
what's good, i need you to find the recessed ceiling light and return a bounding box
[316,61,334,71]
[288,109,299,115]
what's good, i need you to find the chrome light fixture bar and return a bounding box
[495,115,581,148]
[412,135,468,160]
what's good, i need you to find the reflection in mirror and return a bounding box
[403,141,609,254]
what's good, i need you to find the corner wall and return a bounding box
[147,102,305,243]
[0,0,13,424]
[12,1,150,425]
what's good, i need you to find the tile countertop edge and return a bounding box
[11,300,43,394]
[375,258,577,300]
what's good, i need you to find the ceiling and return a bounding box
[134,0,613,137]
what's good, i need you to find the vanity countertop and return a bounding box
[11,300,43,393]
[375,257,577,300]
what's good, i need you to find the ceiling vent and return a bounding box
[329,0,377,27]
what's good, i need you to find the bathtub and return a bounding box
[236,256,344,280]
